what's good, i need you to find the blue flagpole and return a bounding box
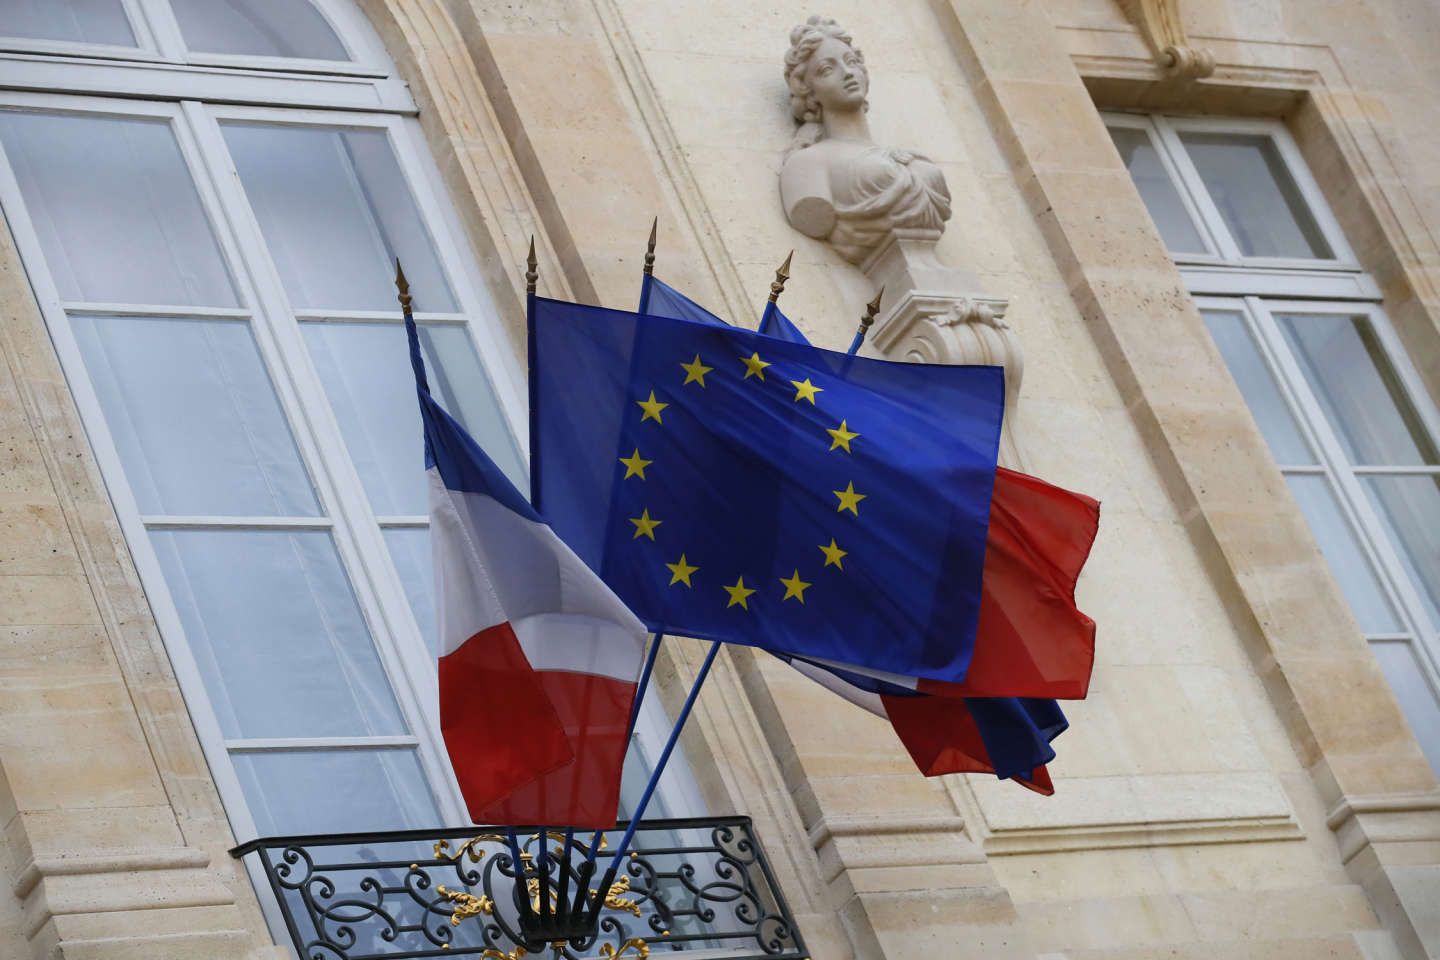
[600,641,720,877]
[517,239,553,915]
[579,627,663,876]
[847,287,884,356]
[627,631,665,735]
[580,217,666,879]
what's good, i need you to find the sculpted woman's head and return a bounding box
[778,16,951,260]
[784,16,868,137]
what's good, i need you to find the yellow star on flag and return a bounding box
[665,553,699,587]
[779,569,812,603]
[818,538,847,569]
[680,354,713,387]
[833,482,866,515]
[629,508,662,540]
[636,390,669,424]
[618,448,652,480]
[723,576,756,609]
[740,352,771,381]
[827,419,859,453]
[790,377,824,404]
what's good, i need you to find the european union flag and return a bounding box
[530,297,1004,684]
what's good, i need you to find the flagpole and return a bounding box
[587,253,795,887]
[588,640,720,910]
[626,218,664,743]
[581,217,668,877]
[624,217,666,745]
[846,287,883,356]
[517,237,546,916]
[757,251,793,333]
[637,216,657,315]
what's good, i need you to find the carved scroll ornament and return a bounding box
[1117,0,1216,79]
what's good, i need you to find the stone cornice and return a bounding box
[982,814,1302,856]
[11,848,212,901]
[1325,790,1440,865]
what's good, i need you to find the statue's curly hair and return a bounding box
[783,16,866,152]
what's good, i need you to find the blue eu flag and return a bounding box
[530,297,1004,684]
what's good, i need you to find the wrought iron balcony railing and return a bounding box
[230,816,807,960]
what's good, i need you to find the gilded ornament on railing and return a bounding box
[525,875,552,913]
[437,884,495,925]
[601,875,642,918]
[521,874,638,917]
[438,832,608,865]
[435,833,507,863]
[599,938,650,960]
[480,948,528,960]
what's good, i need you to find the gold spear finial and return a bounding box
[394,259,413,314]
[860,286,884,333]
[643,217,658,277]
[767,250,793,304]
[525,236,538,296]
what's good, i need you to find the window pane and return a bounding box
[384,528,436,656]
[234,748,438,835]
[223,123,456,312]
[1285,475,1403,634]
[169,0,350,60]
[1202,310,1315,465]
[1108,126,1207,254]
[1362,476,1440,630]
[1179,132,1334,259]
[1279,313,1439,466]
[302,322,524,515]
[152,529,406,739]
[0,112,237,305]
[1369,641,1440,775]
[0,0,136,45]
[72,316,319,517]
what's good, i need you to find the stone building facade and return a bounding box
[1,1,1438,958]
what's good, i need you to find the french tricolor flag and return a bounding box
[409,314,646,829]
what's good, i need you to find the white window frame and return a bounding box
[0,0,160,60]
[0,9,709,947]
[0,89,484,832]
[1106,110,1440,770]
[0,0,410,111]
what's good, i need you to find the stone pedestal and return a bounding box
[860,231,1023,466]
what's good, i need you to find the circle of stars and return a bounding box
[622,340,865,611]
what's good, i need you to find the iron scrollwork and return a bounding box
[231,816,806,960]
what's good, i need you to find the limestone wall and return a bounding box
[1,0,1438,957]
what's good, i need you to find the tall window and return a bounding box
[0,0,702,859]
[1107,113,1440,773]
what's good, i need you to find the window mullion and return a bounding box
[226,735,422,751]
[1359,303,1440,449]
[1231,296,1333,463]
[181,99,467,827]
[377,516,429,528]
[1252,298,1440,658]
[1153,115,1244,261]
[131,0,187,60]
[390,118,532,464]
[1130,113,1222,260]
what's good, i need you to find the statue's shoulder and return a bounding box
[780,140,833,177]
[779,144,837,239]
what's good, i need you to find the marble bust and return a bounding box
[780,16,952,264]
